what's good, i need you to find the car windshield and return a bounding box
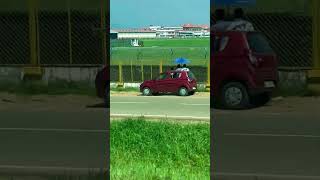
[247,32,274,54]
[188,71,196,79]
[157,73,167,80]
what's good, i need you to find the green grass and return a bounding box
[0,80,96,96]
[111,119,210,180]
[111,38,210,66]
[141,38,210,48]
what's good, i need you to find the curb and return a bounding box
[0,165,108,176]
[110,114,210,121]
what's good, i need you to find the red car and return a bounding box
[140,70,197,96]
[212,31,278,109]
[95,66,109,105]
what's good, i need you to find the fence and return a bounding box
[0,0,107,66]
[110,47,210,83]
[110,64,209,83]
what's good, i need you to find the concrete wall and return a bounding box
[0,67,101,87]
[0,67,309,90]
[118,32,157,39]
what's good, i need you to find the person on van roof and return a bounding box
[227,8,255,32]
[212,9,232,32]
[181,64,190,72]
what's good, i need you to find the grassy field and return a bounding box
[111,38,210,66]
[110,119,210,180]
[142,38,209,48]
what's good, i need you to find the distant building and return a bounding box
[149,25,162,31]
[114,29,157,39]
[182,24,209,31]
[111,24,209,39]
[110,30,118,39]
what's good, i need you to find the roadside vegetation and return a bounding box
[110,118,210,179]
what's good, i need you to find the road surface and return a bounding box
[213,96,320,179]
[0,94,108,175]
[110,95,210,120]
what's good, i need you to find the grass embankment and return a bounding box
[111,119,210,180]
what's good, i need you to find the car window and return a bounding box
[188,71,196,79]
[157,73,167,80]
[247,33,274,54]
[172,72,180,79]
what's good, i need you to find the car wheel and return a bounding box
[178,87,188,96]
[142,87,152,96]
[221,82,250,109]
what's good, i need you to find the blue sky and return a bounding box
[110,0,210,29]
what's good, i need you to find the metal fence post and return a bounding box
[312,0,320,69]
[118,62,124,87]
[131,59,133,82]
[101,0,107,65]
[206,60,210,90]
[67,0,73,65]
[141,62,144,81]
[160,60,163,73]
[24,0,42,78]
[307,0,320,93]
[28,0,38,66]
[150,65,153,80]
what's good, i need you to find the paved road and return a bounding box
[213,97,320,179]
[110,95,210,120]
[0,94,108,175]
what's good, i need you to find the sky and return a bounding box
[110,0,210,29]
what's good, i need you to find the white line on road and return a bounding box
[111,113,210,120]
[224,133,320,138]
[111,102,149,104]
[215,172,320,180]
[0,128,107,133]
[181,103,209,106]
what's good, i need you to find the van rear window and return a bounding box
[247,33,274,54]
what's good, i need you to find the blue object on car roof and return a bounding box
[212,0,256,6]
[174,58,190,64]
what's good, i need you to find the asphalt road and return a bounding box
[0,94,108,175]
[110,95,210,120]
[213,97,320,179]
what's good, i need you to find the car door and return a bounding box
[155,73,172,92]
[246,32,278,87]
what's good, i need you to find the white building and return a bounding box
[114,29,157,39]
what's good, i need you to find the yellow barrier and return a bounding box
[117,62,124,87]
[116,61,210,84]
[141,63,144,82]
[206,60,210,90]
[160,60,163,73]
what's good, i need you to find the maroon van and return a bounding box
[95,66,109,105]
[140,70,197,96]
[212,31,278,109]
